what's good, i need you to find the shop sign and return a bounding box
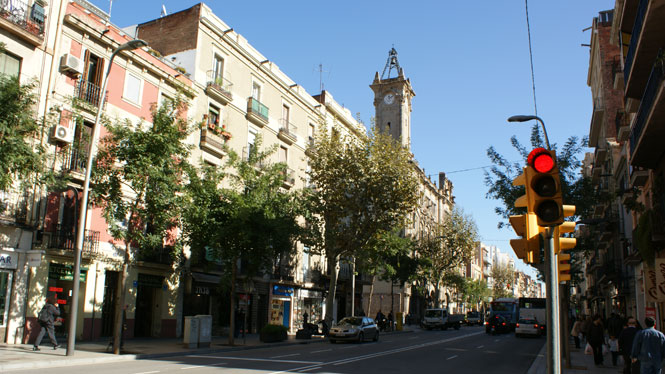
[272,285,293,296]
[646,307,657,329]
[0,250,18,269]
[195,286,209,295]
[645,265,659,302]
[655,258,665,301]
[48,263,87,282]
[27,250,43,267]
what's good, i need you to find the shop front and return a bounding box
[270,285,293,330]
[294,288,323,330]
[44,262,87,338]
[0,249,17,341]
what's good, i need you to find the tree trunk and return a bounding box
[228,258,237,346]
[367,275,376,318]
[390,281,394,314]
[324,254,339,326]
[112,242,130,354]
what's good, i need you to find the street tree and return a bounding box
[303,125,420,325]
[464,278,490,311]
[416,208,479,306]
[91,96,194,354]
[182,136,302,345]
[490,262,515,299]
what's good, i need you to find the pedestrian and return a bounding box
[631,317,665,374]
[619,317,640,374]
[33,297,60,351]
[571,316,583,349]
[608,313,624,339]
[609,334,619,366]
[588,315,606,366]
[582,314,593,343]
[388,311,394,331]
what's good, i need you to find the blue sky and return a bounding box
[90,0,613,278]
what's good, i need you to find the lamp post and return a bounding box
[67,39,147,356]
[506,114,559,374]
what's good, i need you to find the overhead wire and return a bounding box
[525,0,538,116]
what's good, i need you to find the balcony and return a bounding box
[281,167,295,189]
[0,0,46,46]
[623,0,665,99]
[61,147,87,180]
[205,71,233,105]
[629,55,665,168]
[277,119,297,145]
[46,224,100,256]
[0,189,29,224]
[615,111,630,142]
[74,79,108,112]
[613,57,625,91]
[589,97,605,147]
[200,127,228,158]
[595,146,608,165]
[246,97,269,127]
[136,245,175,265]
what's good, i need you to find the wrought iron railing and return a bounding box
[0,189,29,223]
[61,147,87,173]
[0,0,45,38]
[74,79,108,109]
[624,0,648,84]
[248,97,269,121]
[629,52,664,154]
[47,224,100,254]
[279,119,298,137]
[205,70,233,98]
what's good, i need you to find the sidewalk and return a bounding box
[528,341,632,374]
[0,328,414,372]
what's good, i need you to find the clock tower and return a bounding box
[370,48,415,148]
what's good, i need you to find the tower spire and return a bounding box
[381,47,402,80]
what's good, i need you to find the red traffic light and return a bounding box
[528,148,555,173]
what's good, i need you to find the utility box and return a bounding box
[197,315,212,347]
[183,316,200,348]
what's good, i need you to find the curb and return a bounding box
[526,342,547,374]
[0,329,414,371]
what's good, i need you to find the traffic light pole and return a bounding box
[545,227,561,374]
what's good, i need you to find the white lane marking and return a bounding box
[266,331,484,374]
[341,345,357,349]
[133,372,160,374]
[271,353,301,358]
[310,349,332,354]
[447,355,458,360]
[187,355,321,364]
[477,345,484,349]
[445,348,467,351]
[297,367,322,373]
[211,363,227,367]
[408,336,418,340]
[181,366,204,370]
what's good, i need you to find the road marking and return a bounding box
[447,355,458,360]
[133,372,160,374]
[494,339,500,342]
[485,350,499,354]
[271,353,301,358]
[310,349,332,354]
[408,336,418,340]
[341,345,357,349]
[188,355,321,364]
[211,363,227,367]
[445,348,467,351]
[266,331,484,374]
[297,367,321,372]
[181,366,204,370]
[477,345,484,349]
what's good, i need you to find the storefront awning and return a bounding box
[191,272,221,284]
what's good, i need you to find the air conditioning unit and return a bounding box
[52,125,73,144]
[59,54,82,76]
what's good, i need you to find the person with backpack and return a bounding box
[33,297,60,351]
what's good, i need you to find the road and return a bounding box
[6,326,544,374]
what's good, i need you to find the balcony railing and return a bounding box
[74,79,108,110]
[205,70,233,104]
[629,54,664,157]
[624,0,648,85]
[47,224,100,254]
[62,147,87,174]
[0,0,46,39]
[0,189,29,223]
[246,97,269,126]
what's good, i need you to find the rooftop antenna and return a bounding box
[161,4,168,17]
[381,46,402,79]
[108,0,113,18]
[317,63,329,92]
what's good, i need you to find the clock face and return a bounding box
[384,93,395,105]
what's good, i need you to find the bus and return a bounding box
[518,297,546,327]
[488,297,518,330]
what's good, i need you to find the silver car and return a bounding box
[329,316,379,343]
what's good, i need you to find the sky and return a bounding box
[89,0,614,278]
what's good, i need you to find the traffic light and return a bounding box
[509,168,541,263]
[557,252,571,283]
[526,148,565,227]
[554,205,577,253]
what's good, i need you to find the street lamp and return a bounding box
[67,39,147,356]
[507,115,551,150]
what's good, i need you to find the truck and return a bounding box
[518,297,546,334]
[486,297,518,333]
[421,308,463,330]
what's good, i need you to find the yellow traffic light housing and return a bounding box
[526,148,565,227]
[554,205,577,253]
[557,252,571,283]
[509,167,541,264]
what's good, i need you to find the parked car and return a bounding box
[515,318,541,337]
[465,311,482,326]
[485,314,511,335]
[421,308,461,330]
[329,316,379,343]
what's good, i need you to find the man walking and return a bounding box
[588,315,606,366]
[631,317,665,374]
[33,297,60,351]
[620,317,640,374]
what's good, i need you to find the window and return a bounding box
[0,52,21,77]
[208,104,220,126]
[282,104,290,129]
[308,124,315,140]
[159,93,173,110]
[123,72,142,105]
[247,128,257,159]
[279,146,288,164]
[252,82,261,100]
[213,54,224,83]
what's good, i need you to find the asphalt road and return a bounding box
[7,326,544,374]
